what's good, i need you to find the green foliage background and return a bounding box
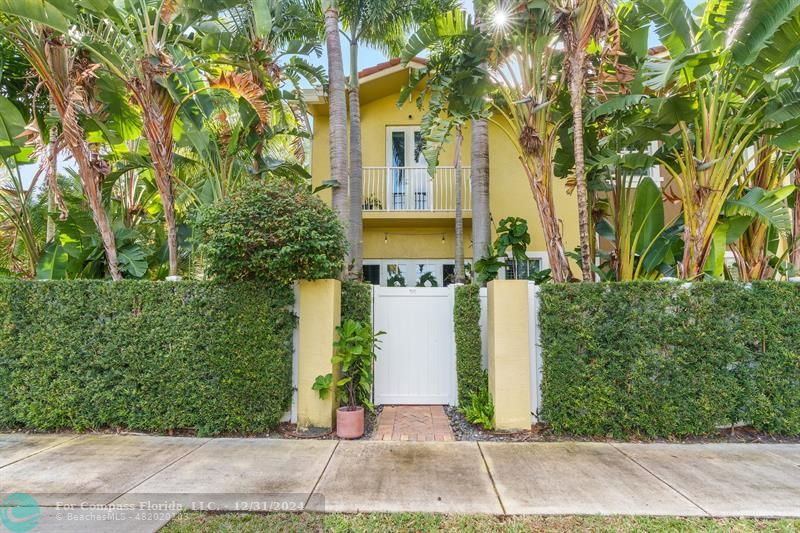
[539,282,800,437]
[0,280,294,435]
[454,284,484,405]
[341,281,372,325]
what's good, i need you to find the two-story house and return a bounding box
[305,58,582,286]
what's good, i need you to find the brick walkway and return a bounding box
[374,405,454,441]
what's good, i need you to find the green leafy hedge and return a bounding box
[341,281,372,325]
[539,282,800,437]
[195,181,347,285]
[0,281,294,435]
[455,284,484,405]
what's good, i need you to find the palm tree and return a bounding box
[322,0,349,235]
[469,0,491,273]
[404,5,577,282]
[69,2,214,279]
[339,0,406,278]
[0,15,122,279]
[470,118,490,269]
[487,3,574,281]
[553,0,615,281]
[401,10,489,282]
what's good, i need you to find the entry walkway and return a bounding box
[1,434,799,532]
[374,405,454,441]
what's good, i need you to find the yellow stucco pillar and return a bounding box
[297,279,341,430]
[487,280,532,431]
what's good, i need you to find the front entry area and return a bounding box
[373,286,457,405]
[373,405,454,441]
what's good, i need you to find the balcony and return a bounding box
[362,167,472,212]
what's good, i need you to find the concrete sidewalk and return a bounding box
[1,434,799,532]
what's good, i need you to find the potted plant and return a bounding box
[313,319,384,439]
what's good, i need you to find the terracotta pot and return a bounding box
[336,406,364,439]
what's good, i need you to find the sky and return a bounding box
[304,0,477,80]
[305,0,697,82]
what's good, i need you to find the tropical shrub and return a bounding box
[313,319,383,412]
[195,180,347,285]
[454,283,483,404]
[539,282,800,437]
[0,280,294,435]
[341,280,372,325]
[462,373,494,431]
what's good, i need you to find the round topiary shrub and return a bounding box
[195,180,347,284]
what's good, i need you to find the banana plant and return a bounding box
[36,179,152,280]
[0,6,123,279]
[403,4,576,282]
[639,0,800,278]
[720,145,798,280]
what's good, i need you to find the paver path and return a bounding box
[374,405,454,441]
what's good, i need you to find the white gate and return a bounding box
[373,286,457,405]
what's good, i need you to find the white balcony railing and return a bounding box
[361,167,472,212]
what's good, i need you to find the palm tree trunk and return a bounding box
[41,41,121,279]
[324,3,349,232]
[470,119,490,272]
[46,122,58,243]
[793,160,800,272]
[569,49,594,282]
[520,157,573,282]
[454,127,465,283]
[56,97,121,279]
[139,84,179,278]
[348,39,363,279]
[151,160,178,278]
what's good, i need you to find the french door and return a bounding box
[386,127,430,210]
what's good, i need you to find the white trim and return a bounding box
[621,141,662,187]
[364,259,471,287]
[500,251,549,280]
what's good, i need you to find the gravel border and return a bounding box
[445,406,800,444]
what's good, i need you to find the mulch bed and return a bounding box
[444,406,800,444]
[275,405,383,440]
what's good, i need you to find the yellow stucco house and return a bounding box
[305,58,582,286]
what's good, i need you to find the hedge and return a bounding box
[0,280,294,435]
[341,280,372,325]
[455,284,484,405]
[539,281,800,437]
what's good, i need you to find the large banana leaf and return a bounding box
[725,185,796,234]
[0,95,25,146]
[252,0,274,39]
[0,0,71,33]
[701,0,747,37]
[639,0,698,56]
[730,0,800,66]
[750,11,800,72]
[586,95,647,122]
[402,9,473,63]
[632,177,665,255]
[36,239,71,280]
